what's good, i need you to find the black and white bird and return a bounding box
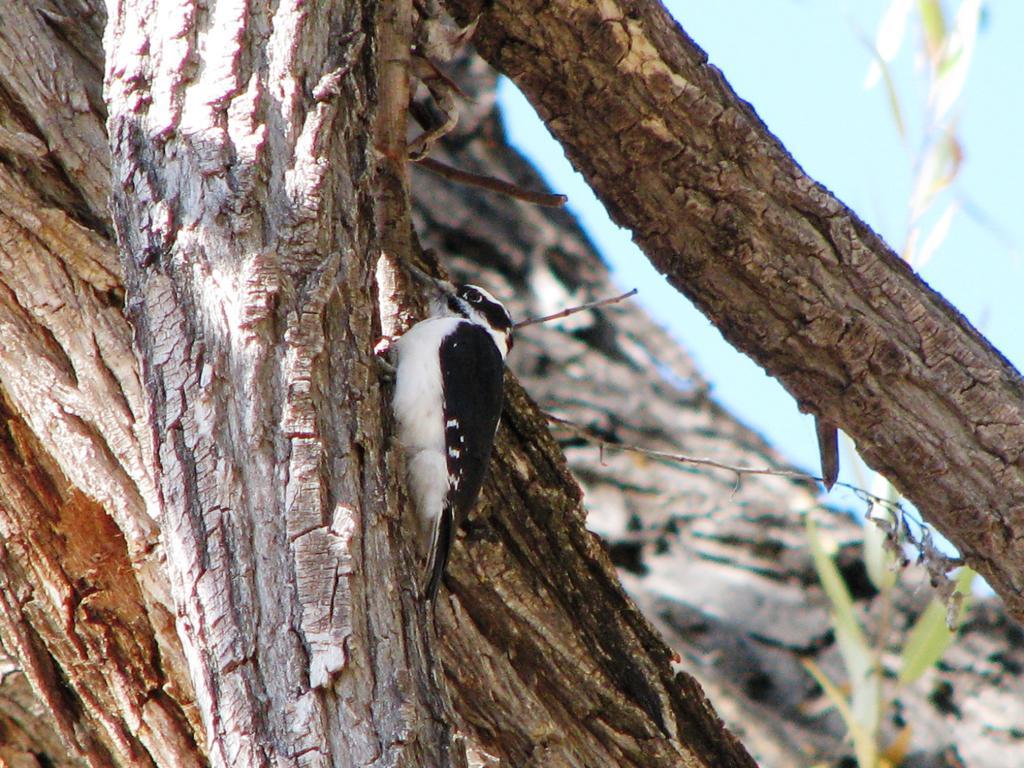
[391,282,514,601]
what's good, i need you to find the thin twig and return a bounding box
[514,289,638,329]
[546,414,968,590]
[544,411,919,519]
[413,156,568,207]
[547,412,813,479]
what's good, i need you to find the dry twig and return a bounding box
[413,156,568,207]
[514,288,638,329]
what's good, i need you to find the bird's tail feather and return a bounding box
[424,505,455,602]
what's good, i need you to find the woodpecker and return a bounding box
[391,282,514,601]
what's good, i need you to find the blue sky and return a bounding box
[498,0,1023,484]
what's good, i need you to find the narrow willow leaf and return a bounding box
[803,659,878,768]
[865,0,914,89]
[881,725,915,768]
[863,478,899,592]
[917,0,947,63]
[932,0,981,120]
[879,60,907,142]
[899,567,974,684]
[864,512,898,592]
[878,0,914,60]
[806,517,876,727]
[909,134,958,222]
[916,200,959,269]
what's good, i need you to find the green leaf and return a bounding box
[917,0,947,63]
[863,479,899,593]
[806,517,878,731]
[879,57,907,141]
[931,0,981,120]
[899,567,975,684]
[807,518,867,655]
[803,659,878,768]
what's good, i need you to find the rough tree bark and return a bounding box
[102,0,468,764]
[1,0,1021,766]
[0,0,755,765]
[0,1,199,763]
[445,0,1024,622]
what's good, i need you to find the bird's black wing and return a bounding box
[424,322,505,600]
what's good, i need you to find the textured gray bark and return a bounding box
[103,0,459,764]
[445,0,1024,624]
[0,0,1021,766]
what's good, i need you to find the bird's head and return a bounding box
[446,284,514,358]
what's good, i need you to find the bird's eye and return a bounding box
[464,288,482,303]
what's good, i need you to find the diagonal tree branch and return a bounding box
[445,0,1024,621]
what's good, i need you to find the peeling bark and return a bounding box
[445,0,1024,621]
[103,0,456,765]
[0,1,198,763]
[0,397,198,766]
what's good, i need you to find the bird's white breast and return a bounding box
[392,316,465,452]
[392,316,466,540]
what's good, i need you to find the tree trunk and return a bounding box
[102,0,466,763]
[445,0,1024,622]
